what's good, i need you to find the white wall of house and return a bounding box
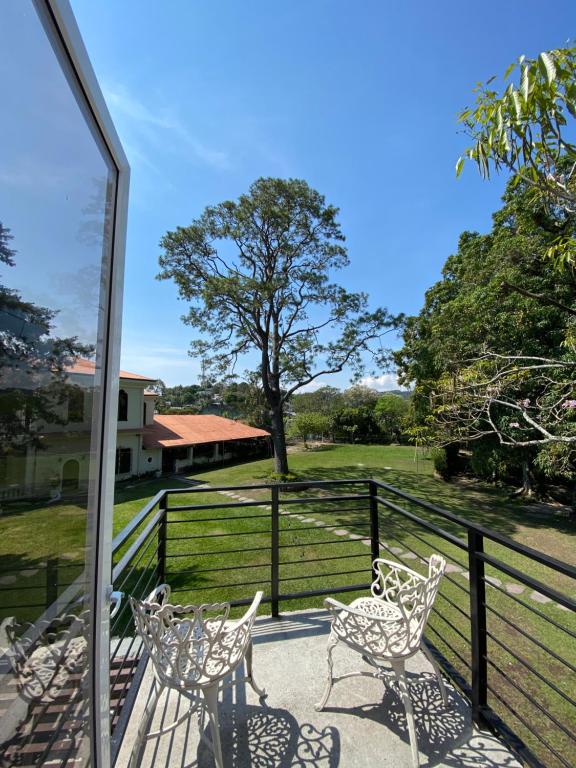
[117,381,147,430]
[138,446,162,474]
[115,433,140,481]
[143,393,156,425]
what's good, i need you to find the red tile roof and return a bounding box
[143,415,270,449]
[66,358,157,382]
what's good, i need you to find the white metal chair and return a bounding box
[316,556,447,768]
[129,585,266,768]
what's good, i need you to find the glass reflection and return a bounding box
[0,2,117,765]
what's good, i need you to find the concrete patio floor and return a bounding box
[115,609,521,768]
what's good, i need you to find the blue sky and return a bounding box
[71,0,576,389]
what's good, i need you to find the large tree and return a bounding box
[158,178,397,473]
[396,178,576,489]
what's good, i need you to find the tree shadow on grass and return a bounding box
[290,464,575,540]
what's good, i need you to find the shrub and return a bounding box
[430,447,449,479]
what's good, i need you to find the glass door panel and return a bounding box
[0,2,119,765]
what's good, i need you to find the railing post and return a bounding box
[46,557,58,608]
[369,481,380,583]
[468,529,488,724]
[271,484,280,618]
[158,492,168,584]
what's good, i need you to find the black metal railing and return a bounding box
[109,479,576,768]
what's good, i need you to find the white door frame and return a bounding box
[34,2,130,766]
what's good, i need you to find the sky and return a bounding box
[70,0,576,390]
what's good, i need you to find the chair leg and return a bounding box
[420,640,448,706]
[129,679,163,768]
[391,659,420,768]
[315,633,338,711]
[245,641,267,698]
[202,684,224,768]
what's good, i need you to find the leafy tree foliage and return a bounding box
[288,412,332,446]
[0,221,92,454]
[374,393,410,443]
[457,45,576,269]
[291,386,344,416]
[396,179,576,488]
[158,178,397,473]
[331,406,381,443]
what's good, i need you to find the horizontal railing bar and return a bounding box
[113,547,161,616]
[114,535,160,595]
[436,590,471,621]
[278,582,371,601]
[485,655,576,743]
[166,545,271,558]
[279,505,367,518]
[168,500,270,513]
[167,512,270,524]
[278,537,368,549]
[280,552,370,566]
[165,561,270,577]
[164,479,369,496]
[279,493,371,506]
[112,490,164,554]
[165,529,272,541]
[484,602,576,675]
[374,480,576,580]
[375,494,467,550]
[486,682,571,768]
[278,568,369,583]
[112,508,163,582]
[485,628,576,708]
[487,579,576,640]
[480,552,576,610]
[383,521,469,572]
[171,578,269,593]
[280,522,371,534]
[430,607,471,646]
[422,623,471,670]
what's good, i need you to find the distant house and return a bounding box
[2,360,269,499]
[142,414,270,475]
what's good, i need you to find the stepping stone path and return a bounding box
[191,484,571,612]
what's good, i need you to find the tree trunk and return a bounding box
[270,404,289,475]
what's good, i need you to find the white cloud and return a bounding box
[103,82,230,171]
[358,373,405,392]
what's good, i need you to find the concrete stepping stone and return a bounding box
[460,572,470,580]
[445,563,464,574]
[403,552,418,560]
[485,576,502,588]
[301,518,316,523]
[0,575,17,585]
[505,583,525,595]
[349,534,364,540]
[530,590,551,604]
[361,539,371,546]
[389,547,403,555]
[557,604,570,612]
[333,529,349,536]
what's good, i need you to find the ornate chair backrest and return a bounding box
[369,555,446,654]
[130,589,262,690]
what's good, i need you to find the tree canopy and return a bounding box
[396,177,576,487]
[457,44,576,269]
[158,178,398,473]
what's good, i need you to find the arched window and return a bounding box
[118,389,128,421]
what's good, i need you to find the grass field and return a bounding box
[111,443,576,768]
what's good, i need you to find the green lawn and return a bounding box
[111,443,575,768]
